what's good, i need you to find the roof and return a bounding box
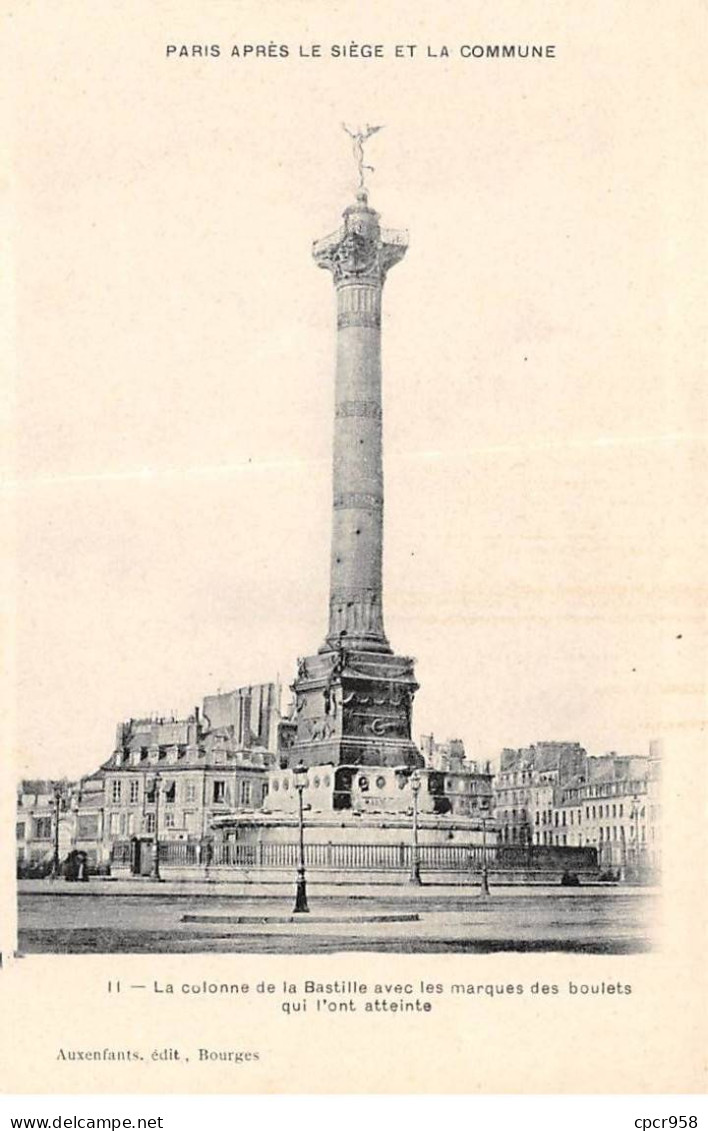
[19,779,62,795]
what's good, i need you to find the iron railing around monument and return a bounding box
[110,840,208,867]
[206,841,597,872]
[110,839,597,872]
[312,226,409,259]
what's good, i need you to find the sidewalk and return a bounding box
[17,877,643,900]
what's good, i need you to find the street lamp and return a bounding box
[633,794,643,879]
[629,795,640,881]
[479,812,490,898]
[50,784,62,880]
[292,761,309,913]
[409,769,422,885]
[151,774,162,882]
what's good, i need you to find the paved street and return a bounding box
[17,882,656,954]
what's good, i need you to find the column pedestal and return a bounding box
[288,647,421,771]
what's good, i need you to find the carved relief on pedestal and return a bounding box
[341,687,412,709]
[341,686,414,741]
[299,715,336,743]
[342,711,409,741]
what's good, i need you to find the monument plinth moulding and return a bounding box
[286,136,422,775]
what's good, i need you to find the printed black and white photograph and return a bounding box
[7,0,708,1101]
[12,101,675,959]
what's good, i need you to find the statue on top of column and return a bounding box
[342,123,383,192]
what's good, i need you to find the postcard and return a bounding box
[2,0,706,1095]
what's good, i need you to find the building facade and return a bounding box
[495,742,661,880]
[15,683,282,874]
[16,780,75,875]
[100,682,280,870]
[493,742,588,845]
[554,754,655,877]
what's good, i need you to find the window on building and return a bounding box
[34,817,52,839]
[619,804,623,817]
[110,813,121,835]
[77,814,99,838]
[562,811,566,826]
[164,781,176,803]
[145,813,155,833]
[261,782,269,804]
[164,812,175,828]
[145,780,156,803]
[213,781,226,804]
[240,780,252,806]
[16,822,25,840]
[130,780,139,804]
[184,781,197,803]
[112,780,121,804]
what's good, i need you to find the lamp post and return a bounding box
[479,813,490,898]
[50,784,62,879]
[629,795,639,881]
[151,774,162,882]
[292,761,309,913]
[620,822,628,883]
[409,769,422,885]
[633,794,643,880]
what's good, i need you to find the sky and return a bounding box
[7,3,705,781]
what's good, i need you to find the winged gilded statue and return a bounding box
[342,123,384,191]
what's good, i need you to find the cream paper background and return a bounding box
[1,0,706,1095]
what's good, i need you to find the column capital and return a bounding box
[313,199,407,287]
